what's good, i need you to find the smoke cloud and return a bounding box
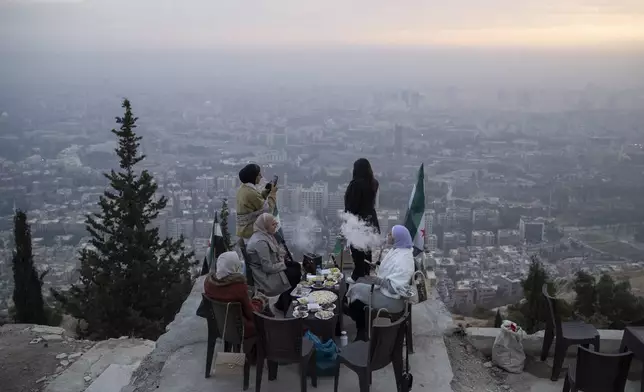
[339,212,383,251]
[293,209,322,254]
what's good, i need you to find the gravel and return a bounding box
[444,333,513,392]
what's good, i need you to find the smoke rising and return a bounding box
[293,210,322,254]
[339,212,383,251]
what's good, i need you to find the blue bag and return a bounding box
[304,331,338,376]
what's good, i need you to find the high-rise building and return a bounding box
[424,210,435,235]
[217,175,239,192]
[328,191,344,217]
[519,217,545,243]
[472,230,495,247]
[196,175,215,194]
[425,234,438,251]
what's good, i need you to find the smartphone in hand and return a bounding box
[272,175,279,186]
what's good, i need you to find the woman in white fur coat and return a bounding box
[346,225,415,341]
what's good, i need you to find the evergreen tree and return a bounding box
[573,271,596,317]
[12,210,47,324]
[521,255,552,334]
[494,309,503,328]
[54,99,195,340]
[596,274,616,319]
[220,198,232,250]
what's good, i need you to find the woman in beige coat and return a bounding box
[235,164,277,242]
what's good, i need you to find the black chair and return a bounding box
[203,295,251,390]
[253,312,317,392]
[237,239,256,291]
[363,301,412,354]
[563,345,633,392]
[541,284,600,381]
[334,313,407,392]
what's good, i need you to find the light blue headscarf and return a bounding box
[392,225,413,249]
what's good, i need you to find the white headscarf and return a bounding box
[215,251,244,280]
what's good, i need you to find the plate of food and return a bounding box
[309,290,338,305]
[321,303,336,311]
[295,305,308,313]
[300,281,312,288]
[329,267,340,274]
[297,297,309,305]
[323,279,337,287]
[292,310,309,319]
[314,310,334,320]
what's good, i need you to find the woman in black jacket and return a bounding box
[344,158,380,281]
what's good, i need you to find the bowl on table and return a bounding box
[292,309,309,319]
[315,310,334,320]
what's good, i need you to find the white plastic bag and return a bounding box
[492,320,525,373]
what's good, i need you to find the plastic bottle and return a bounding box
[340,331,348,347]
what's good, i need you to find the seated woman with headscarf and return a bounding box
[236,164,277,243]
[204,251,269,339]
[246,213,302,313]
[346,225,415,341]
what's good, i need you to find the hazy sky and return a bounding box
[1,0,644,51]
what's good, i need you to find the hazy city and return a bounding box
[1,1,644,392]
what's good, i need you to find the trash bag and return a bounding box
[492,320,525,373]
[305,331,338,376]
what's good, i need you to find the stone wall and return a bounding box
[466,327,624,357]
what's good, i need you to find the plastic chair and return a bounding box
[541,284,600,381]
[237,238,256,291]
[203,295,251,390]
[253,312,317,392]
[334,313,407,392]
[563,345,633,392]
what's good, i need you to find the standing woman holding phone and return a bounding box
[344,158,380,282]
[236,164,277,243]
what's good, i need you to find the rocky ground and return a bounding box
[0,324,95,392]
[445,332,512,392]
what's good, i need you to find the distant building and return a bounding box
[327,191,344,216]
[424,210,435,235]
[196,175,215,193]
[519,217,545,243]
[378,209,401,239]
[497,229,521,246]
[453,281,475,308]
[472,230,495,247]
[495,275,523,299]
[426,234,438,251]
[472,208,500,227]
[217,175,239,192]
[474,285,497,307]
[443,231,467,251]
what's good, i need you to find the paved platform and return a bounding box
[123,276,455,392]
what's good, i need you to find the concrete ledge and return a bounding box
[466,327,624,357]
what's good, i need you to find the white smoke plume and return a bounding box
[339,212,383,251]
[293,210,322,254]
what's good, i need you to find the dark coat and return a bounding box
[344,178,380,232]
[204,274,260,338]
